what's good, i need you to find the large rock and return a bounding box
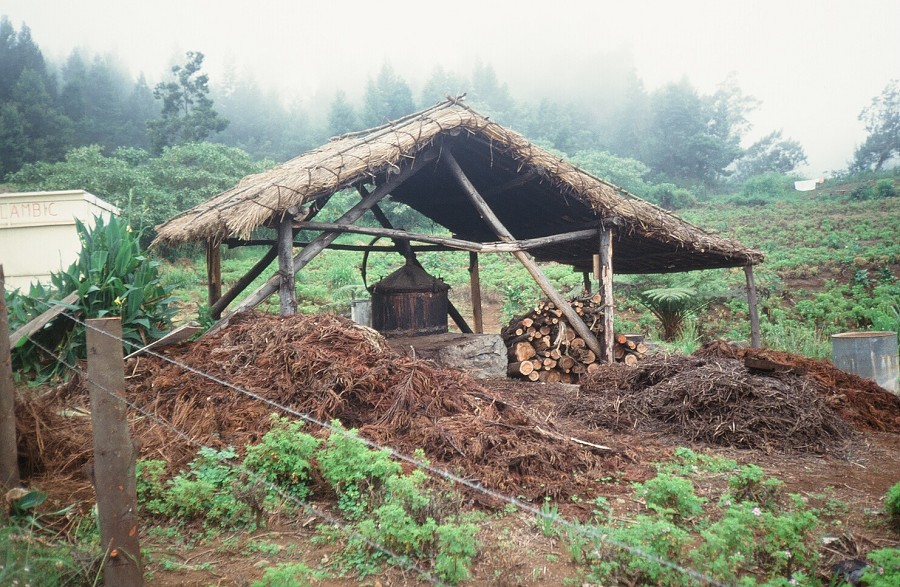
[387,333,506,379]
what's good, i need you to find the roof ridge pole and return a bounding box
[443,151,604,360]
[744,265,761,348]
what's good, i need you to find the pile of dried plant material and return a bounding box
[572,354,852,453]
[17,312,625,502]
[696,340,900,433]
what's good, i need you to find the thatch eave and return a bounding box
[152,99,763,273]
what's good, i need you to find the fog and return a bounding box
[4,0,899,175]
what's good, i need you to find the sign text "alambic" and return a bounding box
[0,201,59,221]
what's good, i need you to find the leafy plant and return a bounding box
[863,547,900,587]
[316,423,402,519]
[727,464,784,509]
[243,415,320,500]
[634,473,704,523]
[251,562,316,587]
[886,481,900,531]
[164,446,266,531]
[135,459,169,516]
[11,214,177,380]
[639,287,703,341]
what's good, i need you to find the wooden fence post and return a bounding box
[87,318,143,587]
[0,266,21,490]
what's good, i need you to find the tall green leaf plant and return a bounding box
[11,214,176,380]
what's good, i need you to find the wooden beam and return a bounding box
[205,240,222,307]
[277,214,297,316]
[599,229,615,363]
[582,271,591,295]
[224,238,446,253]
[210,149,438,331]
[208,193,334,320]
[744,265,761,348]
[292,221,599,253]
[469,252,484,333]
[208,247,277,319]
[8,291,78,348]
[444,151,605,360]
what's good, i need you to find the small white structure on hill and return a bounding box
[0,190,119,291]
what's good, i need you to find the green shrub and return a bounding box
[886,481,900,530]
[251,562,316,587]
[874,178,897,199]
[135,459,169,516]
[433,521,479,584]
[317,423,402,518]
[164,446,265,531]
[634,474,704,522]
[647,183,697,210]
[592,515,691,586]
[243,415,320,500]
[727,464,784,509]
[740,172,792,200]
[863,547,900,587]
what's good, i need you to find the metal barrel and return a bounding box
[831,331,899,394]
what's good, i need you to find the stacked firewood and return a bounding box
[502,294,648,383]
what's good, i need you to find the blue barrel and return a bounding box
[831,331,899,394]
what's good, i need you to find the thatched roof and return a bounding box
[153,99,762,274]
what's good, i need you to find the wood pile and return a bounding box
[502,294,648,383]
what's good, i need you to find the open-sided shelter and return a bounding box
[153,98,764,360]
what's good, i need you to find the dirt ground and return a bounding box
[141,378,900,586]
[13,313,900,586]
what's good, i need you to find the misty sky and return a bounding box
[3,0,899,175]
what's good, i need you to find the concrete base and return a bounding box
[387,333,506,379]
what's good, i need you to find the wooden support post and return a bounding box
[599,229,615,364]
[0,266,20,490]
[205,240,222,308]
[469,252,484,334]
[207,194,333,320]
[744,265,761,349]
[211,150,438,330]
[277,215,296,316]
[366,198,473,334]
[582,271,592,295]
[209,247,278,319]
[87,318,143,587]
[444,152,604,359]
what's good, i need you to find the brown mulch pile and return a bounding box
[571,354,854,453]
[695,340,900,433]
[17,312,623,501]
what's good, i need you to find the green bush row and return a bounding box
[136,417,479,584]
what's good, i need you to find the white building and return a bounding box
[0,190,119,291]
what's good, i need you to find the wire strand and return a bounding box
[15,302,727,586]
[22,330,448,587]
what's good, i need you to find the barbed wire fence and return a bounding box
[4,298,728,587]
